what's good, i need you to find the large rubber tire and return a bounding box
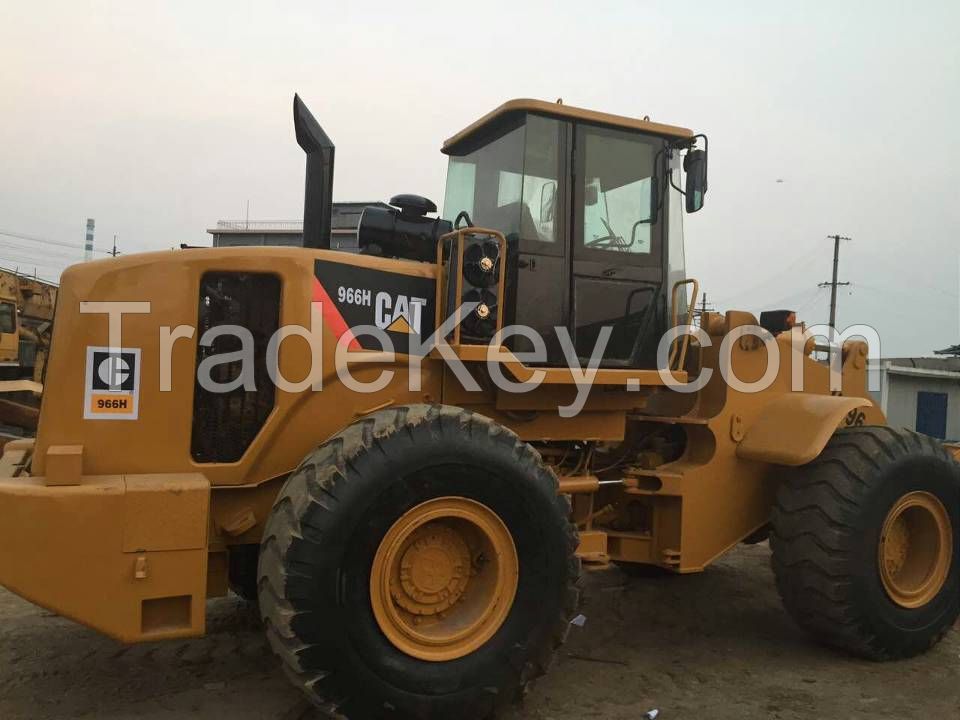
[258,405,580,720]
[771,426,960,660]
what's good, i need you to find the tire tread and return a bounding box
[771,426,958,660]
[258,404,580,718]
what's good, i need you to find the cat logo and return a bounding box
[83,346,141,420]
[313,259,437,356]
[375,292,427,336]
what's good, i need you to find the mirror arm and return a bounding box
[668,170,685,196]
[667,139,691,195]
[693,133,708,181]
[647,148,669,224]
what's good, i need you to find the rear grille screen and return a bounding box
[191,272,281,463]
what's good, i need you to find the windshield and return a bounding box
[581,126,657,254]
[442,114,563,245]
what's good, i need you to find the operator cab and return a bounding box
[440,99,706,368]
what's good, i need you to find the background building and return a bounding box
[207,202,389,251]
[873,357,960,441]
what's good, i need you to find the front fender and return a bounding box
[736,393,881,466]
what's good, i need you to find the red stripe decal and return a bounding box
[312,277,360,350]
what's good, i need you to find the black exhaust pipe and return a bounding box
[293,94,335,249]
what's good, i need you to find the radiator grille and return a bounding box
[191,272,280,463]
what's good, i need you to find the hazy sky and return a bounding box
[2,1,958,356]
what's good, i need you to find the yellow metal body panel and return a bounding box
[590,317,886,573]
[44,444,83,486]
[737,393,875,465]
[0,472,209,642]
[123,474,208,553]
[33,247,442,485]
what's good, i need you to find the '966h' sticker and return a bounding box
[83,346,141,420]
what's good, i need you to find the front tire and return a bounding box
[771,426,960,660]
[258,405,580,719]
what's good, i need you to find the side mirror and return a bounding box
[684,148,707,213]
[539,181,556,223]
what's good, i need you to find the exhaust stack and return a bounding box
[293,94,335,250]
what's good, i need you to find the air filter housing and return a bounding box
[358,194,453,262]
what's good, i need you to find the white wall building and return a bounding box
[873,357,960,442]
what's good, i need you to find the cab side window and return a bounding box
[0,302,15,333]
[578,125,659,259]
[442,115,565,254]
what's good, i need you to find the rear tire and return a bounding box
[258,405,580,719]
[771,426,960,660]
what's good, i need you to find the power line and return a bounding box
[710,243,823,308]
[0,254,65,273]
[846,284,919,324]
[794,286,827,315]
[693,292,716,318]
[0,228,111,255]
[0,237,89,262]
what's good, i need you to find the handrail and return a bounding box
[668,278,699,371]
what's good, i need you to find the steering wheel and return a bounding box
[586,219,627,250]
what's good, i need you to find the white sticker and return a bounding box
[83,346,141,420]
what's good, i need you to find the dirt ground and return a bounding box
[1,543,957,720]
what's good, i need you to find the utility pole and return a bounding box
[693,292,716,324]
[111,234,119,257]
[818,234,851,331]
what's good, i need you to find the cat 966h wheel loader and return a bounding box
[0,96,957,720]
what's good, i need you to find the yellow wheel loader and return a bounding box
[0,96,956,720]
[0,268,56,440]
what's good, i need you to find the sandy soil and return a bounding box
[1,543,957,720]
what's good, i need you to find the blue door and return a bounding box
[916,391,948,439]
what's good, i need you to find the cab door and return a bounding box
[570,124,667,367]
[507,115,571,360]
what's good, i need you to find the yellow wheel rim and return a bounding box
[878,491,953,609]
[370,497,519,661]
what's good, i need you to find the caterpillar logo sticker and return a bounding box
[313,260,436,356]
[376,292,426,335]
[83,346,141,420]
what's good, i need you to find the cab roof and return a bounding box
[442,98,694,155]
